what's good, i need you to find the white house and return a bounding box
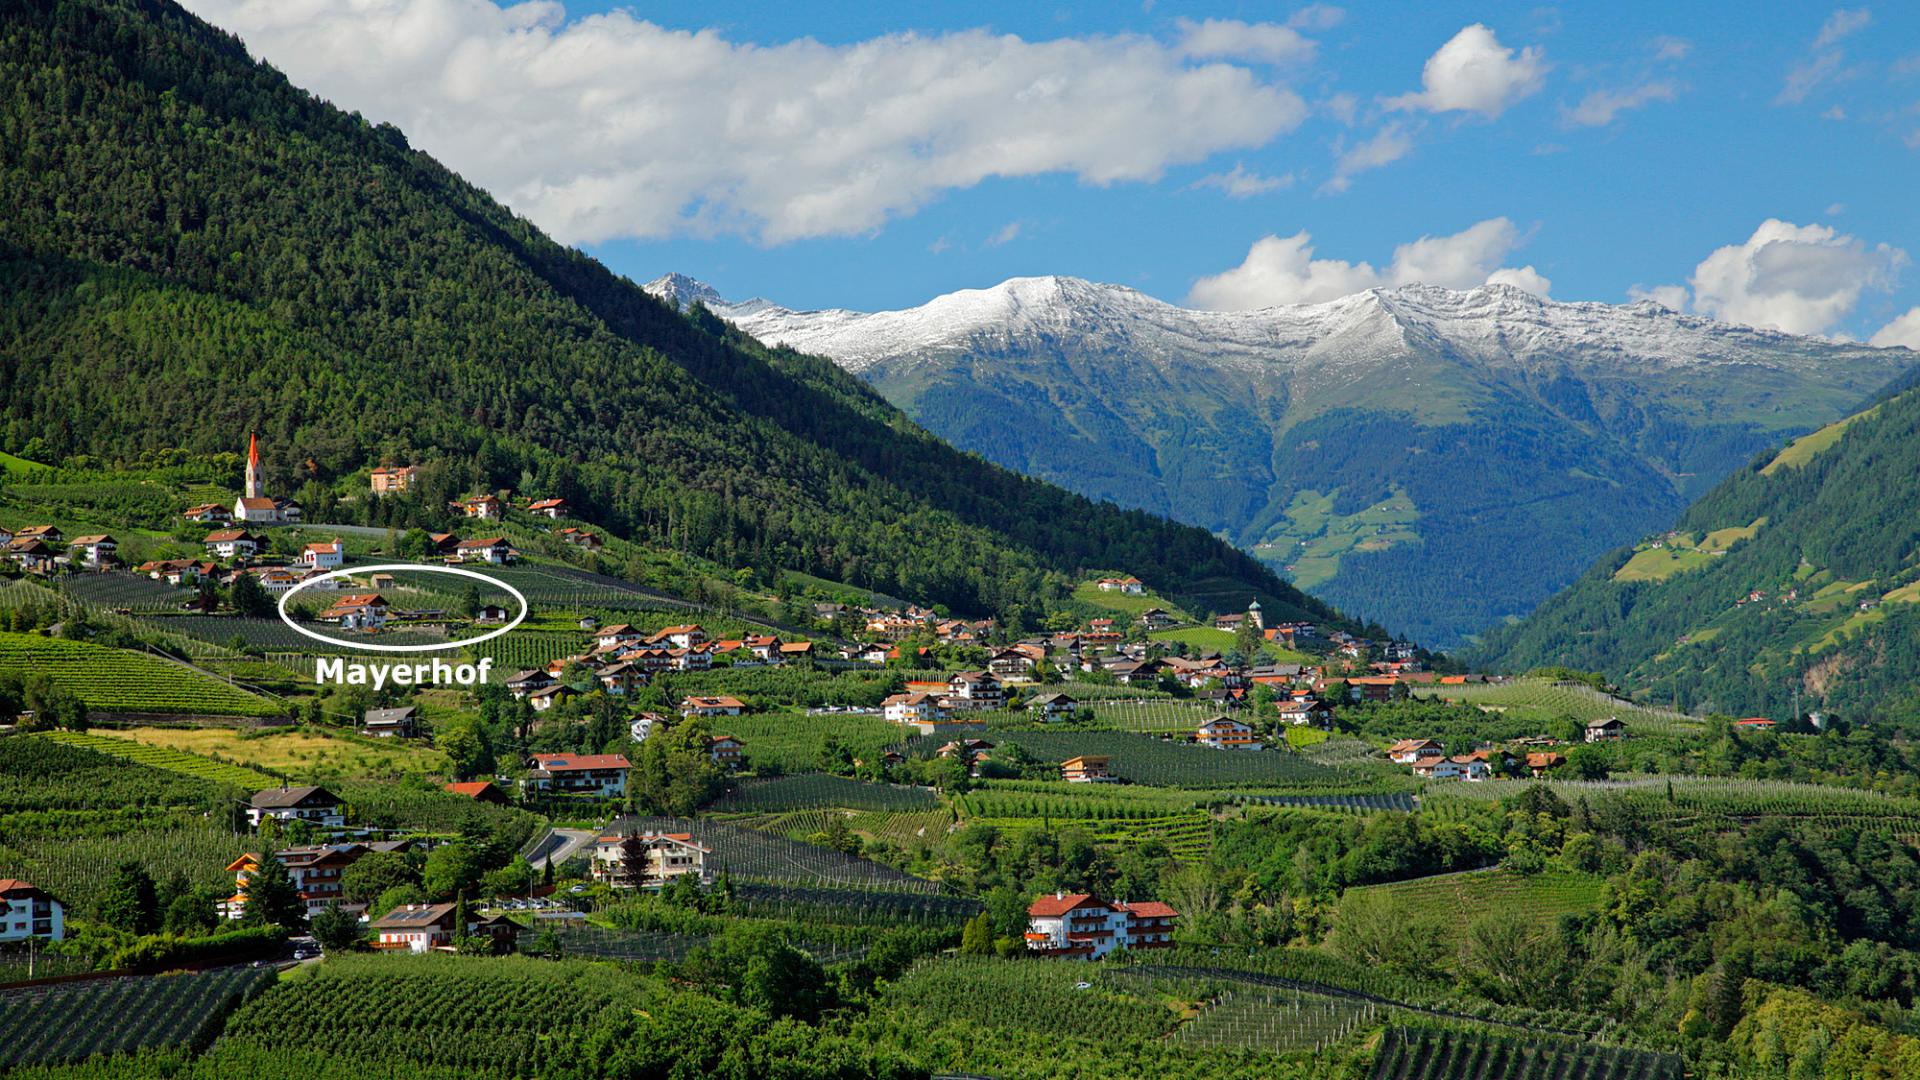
[68,535,117,567]
[203,529,262,559]
[452,537,513,565]
[1025,892,1177,959]
[588,831,711,887]
[1195,716,1260,750]
[372,903,517,953]
[0,879,65,943]
[246,785,345,828]
[524,753,630,798]
[883,691,945,724]
[301,538,345,571]
[320,593,389,631]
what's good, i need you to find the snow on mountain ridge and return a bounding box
[646,272,1878,377]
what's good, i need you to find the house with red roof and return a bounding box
[444,780,510,805]
[527,497,570,519]
[0,879,65,942]
[525,753,631,798]
[1024,892,1177,959]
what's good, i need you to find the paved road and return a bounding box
[527,827,597,870]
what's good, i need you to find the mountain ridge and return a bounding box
[649,272,1914,646]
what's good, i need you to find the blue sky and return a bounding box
[185,1,1920,343]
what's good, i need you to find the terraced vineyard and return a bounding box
[986,731,1361,788]
[39,731,278,787]
[158,615,448,652]
[1414,679,1705,737]
[708,774,941,813]
[611,815,945,893]
[1422,775,1920,831]
[1173,987,1381,1053]
[886,956,1181,1038]
[0,820,241,922]
[1347,868,1608,929]
[0,967,276,1068]
[60,572,187,613]
[727,882,981,925]
[1368,1027,1685,1080]
[0,633,282,717]
[723,807,953,849]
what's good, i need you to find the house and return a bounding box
[67,535,117,567]
[320,593,390,631]
[1733,717,1777,731]
[883,691,947,725]
[1453,755,1494,782]
[945,671,1005,711]
[456,495,504,520]
[680,695,746,720]
[706,735,745,769]
[1584,717,1625,743]
[426,533,460,556]
[136,558,211,587]
[372,903,518,953]
[1138,607,1175,631]
[221,843,404,920]
[588,831,711,888]
[1096,576,1145,595]
[182,503,231,524]
[595,662,648,696]
[452,537,514,565]
[629,711,668,743]
[988,646,1043,680]
[1526,752,1567,777]
[13,525,61,544]
[1411,756,1465,780]
[361,706,418,738]
[1028,692,1079,722]
[937,738,995,762]
[246,785,345,828]
[1196,716,1261,750]
[300,538,345,571]
[6,538,55,572]
[0,879,65,943]
[647,624,707,649]
[203,529,262,559]
[524,753,631,797]
[1386,738,1444,764]
[1024,892,1177,959]
[369,465,420,494]
[444,780,510,805]
[555,527,603,550]
[505,669,556,699]
[475,604,510,624]
[1061,755,1113,783]
[526,684,576,712]
[1277,698,1334,728]
[527,498,570,519]
[593,624,643,649]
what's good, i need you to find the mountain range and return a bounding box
[0,0,1340,633]
[648,273,1915,647]
[1475,371,1920,721]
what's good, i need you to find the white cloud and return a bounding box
[1287,5,1345,32]
[1187,216,1530,309]
[984,222,1023,247]
[181,0,1308,245]
[1387,24,1547,119]
[1176,18,1315,65]
[1486,265,1552,297]
[1826,201,1847,215]
[1688,219,1907,335]
[1651,36,1692,62]
[1871,307,1920,349]
[1814,8,1872,49]
[1779,9,1871,105]
[1192,164,1292,197]
[1320,123,1414,193]
[1563,81,1678,127]
[1629,283,1691,310]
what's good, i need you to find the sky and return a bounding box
[182,1,1920,345]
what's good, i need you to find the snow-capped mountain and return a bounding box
[647,273,1914,646]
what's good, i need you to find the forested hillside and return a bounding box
[1474,380,1920,721]
[0,0,1340,631]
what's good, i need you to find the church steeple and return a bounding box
[244,432,263,499]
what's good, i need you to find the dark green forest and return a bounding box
[0,0,1342,632]
[1475,382,1920,721]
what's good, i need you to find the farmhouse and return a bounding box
[1095,576,1145,594]
[556,527,603,550]
[452,537,514,565]
[1138,608,1175,631]
[360,706,418,738]
[1028,692,1079,721]
[203,528,262,559]
[883,691,946,724]
[681,695,745,718]
[246,785,344,828]
[300,538,345,571]
[68,534,116,566]
[443,780,510,805]
[1061,755,1113,783]
[455,495,503,520]
[527,497,570,519]
[0,879,65,943]
[1526,752,1567,777]
[524,753,630,798]
[372,903,518,953]
[526,684,576,712]
[1196,715,1260,750]
[589,832,711,888]
[506,669,556,698]
[647,625,707,649]
[182,503,231,524]
[320,593,390,631]
[1386,739,1444,764]
[7,538,55,572]
[705,735,745,769]
[1584,717,1625,743]
[1024,892,1178,959]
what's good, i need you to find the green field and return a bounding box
[0,633,283,717]
[39,730,279,787]
[1070,580,1187,619]
[1346,868,1608,929]
[1414,678,1705,736]
[1761,404,1881,476]
[1253,487,1421,591]
[1612,519,1763,583]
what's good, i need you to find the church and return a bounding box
[233,433,303,526]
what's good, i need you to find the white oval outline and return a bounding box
[276,562,529,654]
